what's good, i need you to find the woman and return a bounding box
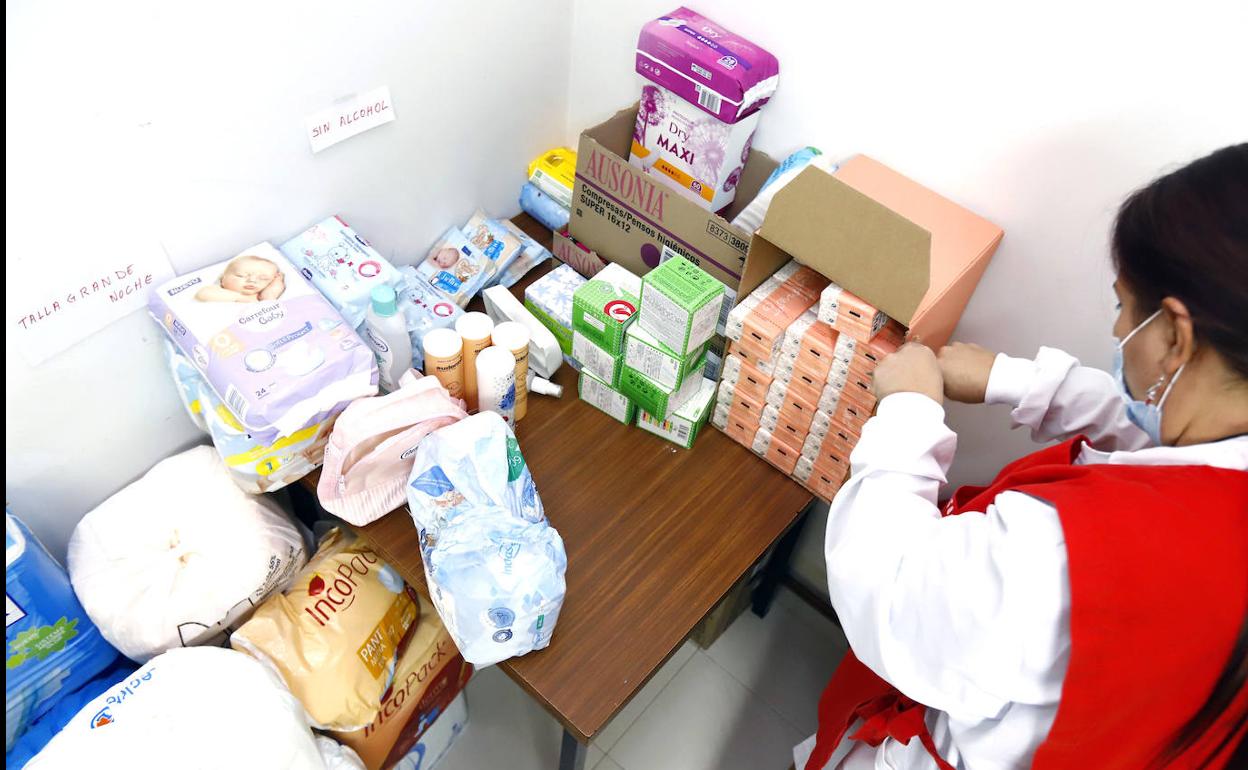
[796,144,1248,769]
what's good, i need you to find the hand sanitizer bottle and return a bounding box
[363,285,412,393]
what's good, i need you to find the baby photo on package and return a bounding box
[417,227,494,307]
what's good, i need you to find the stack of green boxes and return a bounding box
[573,263,642,424]
[621,255,726,445]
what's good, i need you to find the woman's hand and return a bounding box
[872,342,944,405]
[937,342,997,404]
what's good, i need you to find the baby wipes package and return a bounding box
[407,412,566,666]
[417,227,494,307]
[67,446,308,663]
[6,513,119,752]
[488,219,553,289]
[149,242,378,443]
[463,210,524,277]
[25,647,366,770]
[166,342,333,493]
[395,267,463,361]
[230,528,420,731]
[280,215,404,330]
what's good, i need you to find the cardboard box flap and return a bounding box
[759,166,932,323]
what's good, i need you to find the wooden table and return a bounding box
[305,215,814,768]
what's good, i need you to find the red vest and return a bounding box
[805,437,1248,770]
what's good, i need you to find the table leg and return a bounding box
[751,499,816,618]
[558,728,588,770]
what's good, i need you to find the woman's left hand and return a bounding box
[872,342,944,405]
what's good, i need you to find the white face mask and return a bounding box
[1111,308,1185,445]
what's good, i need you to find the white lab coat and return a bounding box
[794,347,1248,770]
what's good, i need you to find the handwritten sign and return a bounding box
[11,244,174,365]
[306,86,396,153]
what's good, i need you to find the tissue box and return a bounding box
[572,263,641,355]
[623,323,706,392]
[620,354,706,419]
[579,369,636,424]
[572,329,622,386]
[637,377,716,449]
[525,263,587,355]
[638,255,725,357]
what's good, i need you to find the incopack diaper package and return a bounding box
[230,528,420,731]
[6,513,119,753]
[407,412,566,666]
[572,262,642,356]
[417,227,494,307]
[636,376,716,449]
[149,242,377,443]
[166,342,333,493]
[619,353,707,420]
[67,446,308,663]
[580,369,637,424]
[279,215,405,330]
[25,647,366,770]
[638,255,726,357]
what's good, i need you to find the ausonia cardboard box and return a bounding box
[735,155,1004,351]
[570,104,777,292]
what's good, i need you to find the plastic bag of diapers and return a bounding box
[407,412,566,666]
[25,646,364,770]
[230,528,421,731]
[6,512,119,753]
[67,446,308,662]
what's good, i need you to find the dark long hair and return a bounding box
[1112,143,1248,765]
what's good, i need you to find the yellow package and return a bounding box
[230,528,420,731]
[527,147,577,209]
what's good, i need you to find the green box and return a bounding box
[636,376,717,448]
[638,255,726,357]
[579,368,636,424]
[619,353,707,420]
[572,263,642,356]
[623,323,706,392]
[573,329,622,387]
[525,298,573,355]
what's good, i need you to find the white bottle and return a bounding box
[363,285,412,393]
[476,346,517,424]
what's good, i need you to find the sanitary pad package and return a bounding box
[279,215,404,330]
[407,413,566,666]
[417,228,494,307]
[150,242,377,442]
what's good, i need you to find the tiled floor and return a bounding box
[438,587,848,770]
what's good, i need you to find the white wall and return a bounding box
[5,0,572,560]
[565,0,1248,596]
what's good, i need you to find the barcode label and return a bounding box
[225,385,250,419]
[676,422,691,442]
[691,63,712,80]
[696,84,722,113]
[716,287,736,336]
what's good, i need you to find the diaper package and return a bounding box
[6,513,119,752]
[166,342,333,493]
[149,242,378,443]
[230,528,420,731]
[67,447,308,663]
[417,227,494,307]
[407,412,566,666]
[280,215,405,330]
[25,647,366,770]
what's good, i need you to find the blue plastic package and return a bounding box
[519,181,570,232]
[760,146,824,192]
[5,513,119,752]
[416,228,494,308]
[396,267,463,363]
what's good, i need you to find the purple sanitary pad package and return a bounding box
[149,242,378,443]
[635,7,780,124]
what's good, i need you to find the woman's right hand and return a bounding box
[937,342,998,404]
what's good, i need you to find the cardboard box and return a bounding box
[524,263,587,355]
[619,354,707,419]
[572,329,623,386]
[572,263,642,355]
[551,228,608,278]
[736,155,1004,350]
[637,377,717,449]
[570,104,777,291]
[638,255,726,357]
[579,368,637,424]
[624,322,706,392]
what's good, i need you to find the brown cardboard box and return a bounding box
[570,104,778,292]
[551,228,608,277]
[737,155,1004,350]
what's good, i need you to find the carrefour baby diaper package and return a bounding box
[407,412,566,666]
[630,7,780,211]
[150,243,377,443]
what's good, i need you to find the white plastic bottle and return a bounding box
[363,285,412,393]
